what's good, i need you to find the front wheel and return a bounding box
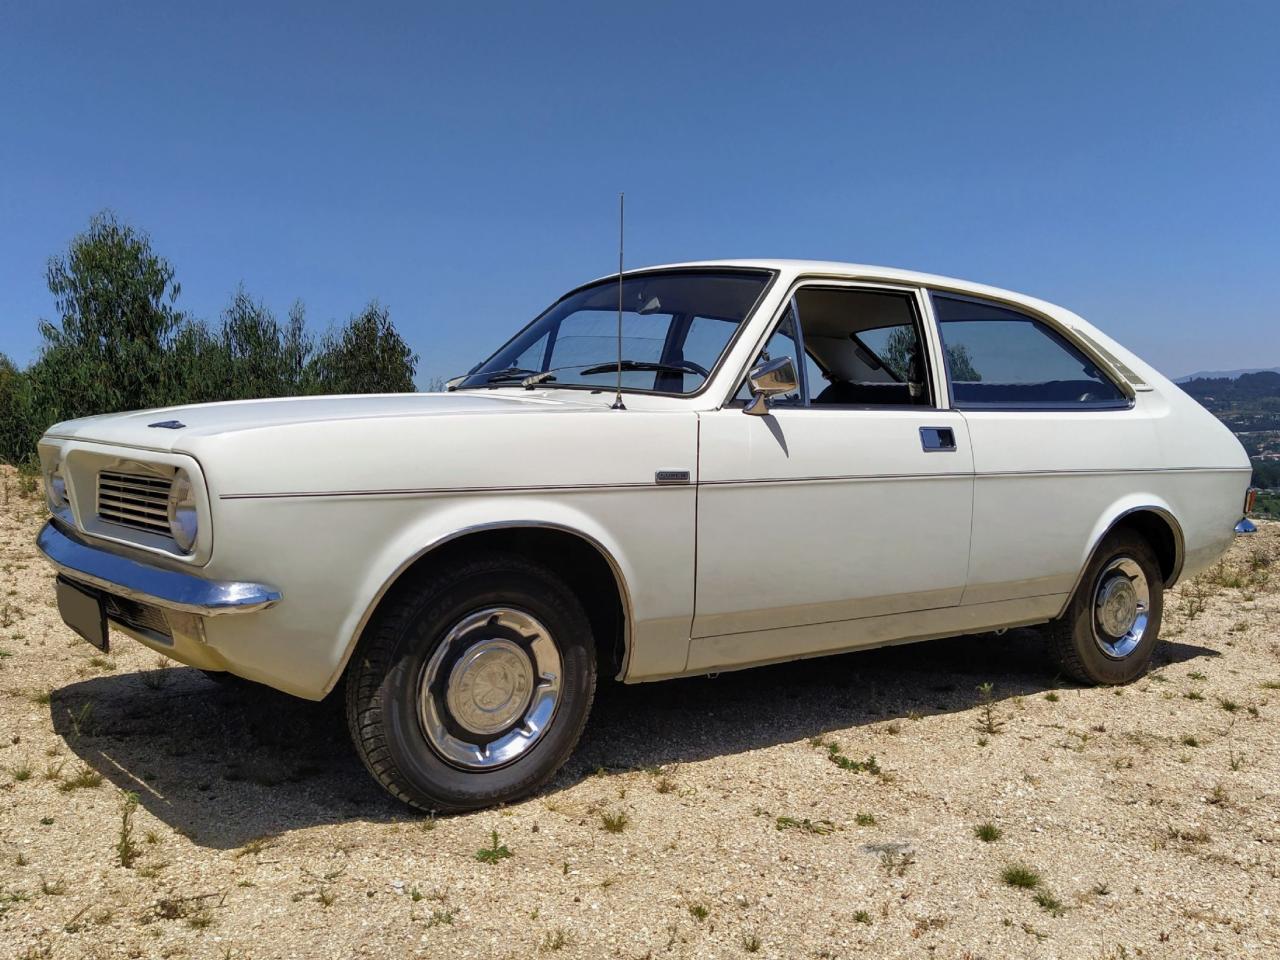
[345,554,596,812]
[1046,529,1164,685]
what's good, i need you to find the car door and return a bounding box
[692,281,975,658]
[926,291,1162,606]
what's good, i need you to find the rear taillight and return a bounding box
[1244,488,1258,514]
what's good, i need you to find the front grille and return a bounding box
[97,470,173,537]
[103,594,172,640]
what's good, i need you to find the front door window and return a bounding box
[738,286,935,407]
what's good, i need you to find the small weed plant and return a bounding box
[475,830,513,864]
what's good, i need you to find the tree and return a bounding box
[0,213,425,464]
[34,212,185,422]
[307,302,417,394]
[881,327,982,382]
[946,343,982,382]
[0,354,37,463]
[162,319,227,406]
[881,327,916,380]
[212,291,313,400]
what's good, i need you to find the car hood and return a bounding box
[42,391,605,452]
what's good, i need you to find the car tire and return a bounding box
[345,553,596,812]
[1047,528,1164,685]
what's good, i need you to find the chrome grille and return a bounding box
[103,594,172,640]
[97,470,173,537]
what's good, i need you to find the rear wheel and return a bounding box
[1047,529,1164,685]
[345,553,596,812]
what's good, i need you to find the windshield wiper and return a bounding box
[479,367,539,384]
[577,360,691,376]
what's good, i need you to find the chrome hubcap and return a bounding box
[419,607,562,770]
[446,639,533,736]
[1091,557,1150,659]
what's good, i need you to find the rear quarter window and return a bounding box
[931,294,1128,410]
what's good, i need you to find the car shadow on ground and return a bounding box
[51,629,1218,850]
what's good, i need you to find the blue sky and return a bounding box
[1,1,1276,384]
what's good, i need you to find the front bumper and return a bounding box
[36,520,281,615]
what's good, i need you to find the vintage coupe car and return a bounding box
[37,260,1255,810]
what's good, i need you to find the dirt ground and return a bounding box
[1,465,1277,960]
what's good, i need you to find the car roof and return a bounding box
[598,258,1076,323]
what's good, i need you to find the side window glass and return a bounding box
[932,295,1127,409]
[798,350,824,399]
[793,288,932,406]
[736,304,804,403]
[857,326,917,382]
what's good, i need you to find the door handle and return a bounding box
[919,426,957,452]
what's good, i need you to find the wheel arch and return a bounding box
[325,519,634,697]
[1057,503,1184,619]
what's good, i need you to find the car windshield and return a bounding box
[456,270,773,395]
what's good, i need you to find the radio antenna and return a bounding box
[611,192,626,410]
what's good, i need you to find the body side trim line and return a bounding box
[220,465,1248,501]
[702,473,971,487]
[221,481,677,500]
[975,466,1249,479]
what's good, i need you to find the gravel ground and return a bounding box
[1,464,1277,960]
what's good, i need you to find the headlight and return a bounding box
[167,470,199,552]
[47,461,69,513]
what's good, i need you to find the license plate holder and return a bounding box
[55,576,109,652]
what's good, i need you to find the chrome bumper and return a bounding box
[36,521,281,615]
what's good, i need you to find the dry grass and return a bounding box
[0,464,1276,958]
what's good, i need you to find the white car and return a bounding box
[36,260,1255,811]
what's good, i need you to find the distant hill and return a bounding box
[1176,366,1280,383]
[1177,370,1280,497]
[1179,370,1280,403]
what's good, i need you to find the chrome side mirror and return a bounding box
[743,356,798,416]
